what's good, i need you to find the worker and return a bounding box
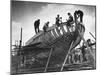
[81,43,87,62]
[66,13,73,26]
[34,19,40,34]
[87,39,92,45]
[68,51,74,64]
[74,48,80,63]
[43,21,49,32]
[55,14,60,27]
[87,39,93,52]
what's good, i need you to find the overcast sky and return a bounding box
[11,1,96,45]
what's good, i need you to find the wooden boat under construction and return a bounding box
[20,22,85,67]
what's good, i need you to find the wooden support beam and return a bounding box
[47,31,55,40]
[89,32,96,40]
[43,33,51,44]
[60,41,74,71]
[51,31,56,39]
[65,25,70,33]
[44,48,53,72]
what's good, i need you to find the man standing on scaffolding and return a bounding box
[43,21,49,32]
[34,19,40,34]
[66,13,73,26]
[55,14,60,27]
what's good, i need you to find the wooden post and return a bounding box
[19,28,22,48]
[44,47,53,72]
[18,27,23,69]
[89,32,96,40]
[60,41,74,71]
[19,27,22,58]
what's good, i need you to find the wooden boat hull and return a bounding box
[22,23,85,66]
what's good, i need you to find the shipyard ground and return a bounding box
[11,58,95,75]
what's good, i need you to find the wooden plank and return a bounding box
[26,25,55,45]
[55,27,62,36]
[40,33,50,45]
[60,25,66,34]
[44,32,52,43]
[46,31,55,41]
[44,48,53,72]
[47,25,56,31]
[63,25,68,33]
[52,29,58,38]
[65,25,70,33]
[61,41,74,71]
[26,22,70,46]
[50,31,56,39]
[89,32,96,40]
[33,36,41,44]
[25,31,44,45]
